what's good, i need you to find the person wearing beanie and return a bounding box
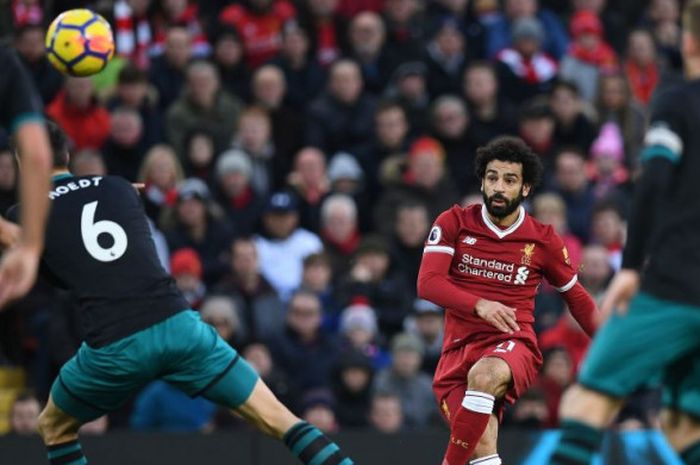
[338,302,390,369]
[215,149,265,236]
[331,350,375,429]
[587,122,630,200]
[170,248,206,309]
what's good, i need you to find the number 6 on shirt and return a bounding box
[81,201,128,262]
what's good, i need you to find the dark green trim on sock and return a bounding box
[284,421,312,447]
[47,439,86,465]
[682,440,700,465]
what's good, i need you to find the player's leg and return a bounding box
[37,395,86,465]
[660,353,700,464]
[660,409,700,464]
[549,293,700,465]
[470,415,502,465]
[442,356,511,465]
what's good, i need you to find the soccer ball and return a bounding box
[45,9,115,77]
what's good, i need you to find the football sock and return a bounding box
[283,421,353,465]
[47,439,87,465]
[681,440,700,465]
[443,390,495,465]
[470,454,502,465]
[549,419,603,465]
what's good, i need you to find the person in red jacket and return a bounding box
[417,136,597,465]
[46,77,111,151]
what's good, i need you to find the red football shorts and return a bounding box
[433,333,543,423]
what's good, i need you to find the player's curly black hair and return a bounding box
[474,136,543,188]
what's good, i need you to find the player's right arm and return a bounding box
[417,207,519,334]
[600,87,683,320]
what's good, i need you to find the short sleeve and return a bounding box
[423,206,460,257]
[0,48,44,132]
[640,87,685,165]
[543,229,578,292]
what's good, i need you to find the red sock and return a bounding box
[442,391,495,465]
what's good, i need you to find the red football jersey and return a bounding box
[423,204,577,351]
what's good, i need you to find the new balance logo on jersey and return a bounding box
[514,266,529,285]
[462,236,477,245]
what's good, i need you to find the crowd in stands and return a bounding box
[0,0,676,435]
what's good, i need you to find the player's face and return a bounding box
[481,160,530,218]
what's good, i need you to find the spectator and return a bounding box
[425,0,487,60]
[70,150,107,177]
[269,20,326,112]
[369,391,404,433]
[137,144,184,222]
[578,244,613,304]
[166,60,243,159]
[624,29,660,106]
[374,136,459,238]
[463,61,518,147]
[320,193,361,277]
[571,0,628,54]
[150,0,210,58]
[268,289,340,391]
[214,237,286,342]
[149,26,192,111]
[405,299,444,376]
[170,248,206,309]
[532,193,583,269]
[300,252,339,320]
[305,59,378,155]
[8,392,40,435]
[643,0,682,70]
[384,61,431,135]
[383,0,425,63]
[495,17,558,105]
[338,302,390,369]
[14,24,63,104]
[518,98,557,172]
[539,309,591,375]
[0,149,17,216]
[373,333,437,429]
[11,0,42,28]
[218,0,296,68]
[595,72,646,171]
[209,25,250,102]
[424,16,469,98]
[79,415,109,435]
[102,107,148,181]
[200,295,245,347]
[549,80,597,153]
[232,106,279,197]
[346,11,398,95]
[214,149,264,236]
[485,0,569,60]
[504,386,549,429]
[107,64,164,150]
[388,201,430,299]
[300,388,339,433]
[336,235,412,337]
[113,0,154,69]
[243,342,298,411]
[590,200,625,271]
[46,77,111,151]
[254,191,323,301]
[130,380,216,432]
[163,178,233,285]
[538,347,575,428]
[430,95,477,195]
[251,65,304,161]
[182,128,217,181]
[332,350,375,429]
[559,10,618,102]
[297,0,348,67]
[287,147,331,233]
[327,152,372,232]
[587,122,631,201]
[549,147,596,243]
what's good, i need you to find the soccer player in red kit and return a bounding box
[417,136,598,465]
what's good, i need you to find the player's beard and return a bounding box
[482,190,523,219]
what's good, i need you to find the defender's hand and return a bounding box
[474,299,519,334]
[0,218,20,248]
[0,244,41,308]
[598,269,640,324]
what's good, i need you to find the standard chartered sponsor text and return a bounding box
[458,253,515,282]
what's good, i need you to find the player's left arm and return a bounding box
[543,230,598,337]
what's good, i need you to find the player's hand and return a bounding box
[474,299,520,334]
[0,244,41,309]
[131,183,145,193]
[0,218,20,248]
[598,268,640,324]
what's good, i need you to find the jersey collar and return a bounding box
[480,203,526,239]
[52,173,73,182]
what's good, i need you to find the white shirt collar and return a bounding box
[480,204,526,239]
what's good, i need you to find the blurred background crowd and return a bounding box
[0,0,677,437]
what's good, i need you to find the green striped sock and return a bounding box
[682,440,700,465]
[283,421,354,465]
[47,440,87,465]
[549,419,603,465]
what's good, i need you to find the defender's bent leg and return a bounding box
[548,385,623,465]
[235,378,354,465]
[661,409,700,464]
[38,395,86,465]
[443,357,511,465]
